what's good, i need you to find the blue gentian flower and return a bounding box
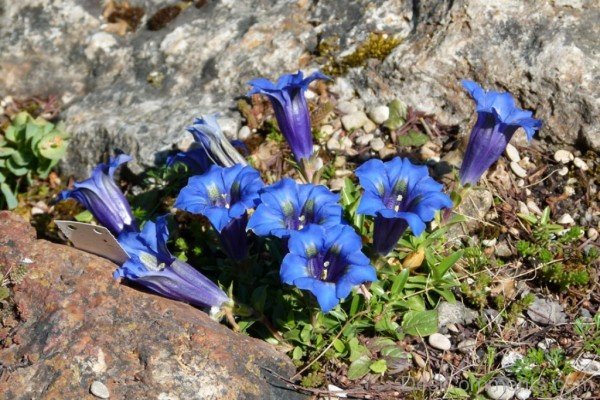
[174,164,264,260]
[356,157,453,255]
[248,71,329,163]
[58,154,137,236]
[280,224,377,312]
[460,80,542,185]
[186,114,247,168]
[115,216,231,312]
[247,178,342,239]
[166,146,212,175]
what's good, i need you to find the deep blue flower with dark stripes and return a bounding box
[459,80,542,185]
[356,157,452,255]
[115,216,231,313]
[280,224,376,312]
[248,71,328,163]
[57,154,136,236]
[174,164,264,260]
[247,178,342,239]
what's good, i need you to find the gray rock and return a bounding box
[501,351,524,370]
[457,339,477,354]
[527,297,568,325]
[486,385,515,400]
[90,381,110,399]
[369,137,385,151]
[437,301,478,328]
[515,387,532,400]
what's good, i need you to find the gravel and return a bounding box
[573,157,589,170]
[428,333,451,351]
[510,161,527,178]
[90,381,110,399]
[554,149,574,164]
[505,143,520,162]
[341,111,370,131]
[367,105,390,124]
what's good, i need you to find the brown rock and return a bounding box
[0,212,304,400]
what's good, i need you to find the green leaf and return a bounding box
[380,346,406,359]
[348,337,370,362]
[332,338,346,353]
[328,307,347,321]
[1,183,18,209]
[433,250,463,281]
[0,147,16,158]
[445,387,470,399]
[340,178,356,207]
[4,125,19,142]
[37,132,69,160]
[391,268,410,296]
[541,206,551,225]
[251,285,268,313]
[384,99,407,130]
[10,149,33,167]
[518,213,538,225]
[405,294,426,311]
[74,210,94,223]
[369,359,387,374]
[0,286,9,301]
[397,130,429,147]
[12,111,30,126]
[292,346,303,360]
[25,122,43,141]
[347,355,371,380]
[6,158,29,176]
[401,309,438,337]
[349,292,361,317]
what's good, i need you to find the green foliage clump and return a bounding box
[517,208,597,291]
[512,347,573,398]
[0,112,69,209]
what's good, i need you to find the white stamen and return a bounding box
[298,224,304,230]
[298,215,306,222]
[394,204,400,212]
[396,194,403,202]
[324,261,330,268]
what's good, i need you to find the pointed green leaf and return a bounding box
[347,355,371,380]
[401,309,438,337]
[0,147,16,158]
[384,99,407,130]
[1,182,18,209]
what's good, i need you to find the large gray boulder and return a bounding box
[0,0,597,178]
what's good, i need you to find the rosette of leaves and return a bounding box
[0,111,69,209]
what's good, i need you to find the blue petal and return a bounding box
[294,277,339,312]
[280,254,311,284]
[356,191,386,216]
[287,225,325,257]
[396,212,427,236]
[356,158,388,197]
[335,264,377,300]
[246,204,287,237]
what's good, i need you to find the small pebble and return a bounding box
[573,157,589,171]
[356,133,374,146]
[572,358,600,376]
[482,238,497,247]
[457,339,477,354]
[363,119,377,133]
[501,351,523,369]
[526,199,542,216]
[90,381,109,399]
[505,143,520,162]
[537,338,556,350]
[587,228,599,241]
[554,149,574,164]
[237,126,251,140]
[510,161,527,178]
[370,137,385,151]
[558,166,569,176]
[564,186,575,196]
[341,111,369,131]
[320,124,334,135]
[495,242,512,257]
[327,137,341,151]
[518,201,530,215]
[515,387,532,400]
[337,100,359,114]
[433,373,446,383]
[412,352,426,368]
[516,179,525,188]
[486,385,515,400]
[367,105,390,124]
[558,213,575,225]
[428,333,451,351]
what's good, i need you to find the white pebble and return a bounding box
[363,119,377,133]
[587,228,599,241]
[457,339,477,354]
[510,161,527,178]
[428,333,451,351]
[482,238,497,247]
[573,157,589,171]
[355,133,374,146]
[517,179,525,188]
[433,373,447,383]
[558,213,575,225]
[515,387,532,400]
[537,338,556,350]
[237,126,251,140]
[321,124,334,135]
[518,201,530,215]
[501,351,524,369]
[564,186,575,196]
[558,166,569,176]
[554,149,574,164]
[367,105,390,124]
[90,381,110,399]
[341,111,370,131]
[505,143,520,162]
[327,137,341,151]
[571,358,600,376]
[486,385,515,400]
[336,100,359,114]
[526,199,543,216]
[329,77,355,100]
[370,137,385,151]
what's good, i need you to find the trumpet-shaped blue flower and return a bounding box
[186,114,247,168]
[115,216,231,311]
[460,80,542,185]
[281,225,376,312]
[356,157,452,255]
[248,71,329,162]
[247,178,342,239]
[58,154,136,236]
[174,164,264,260]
